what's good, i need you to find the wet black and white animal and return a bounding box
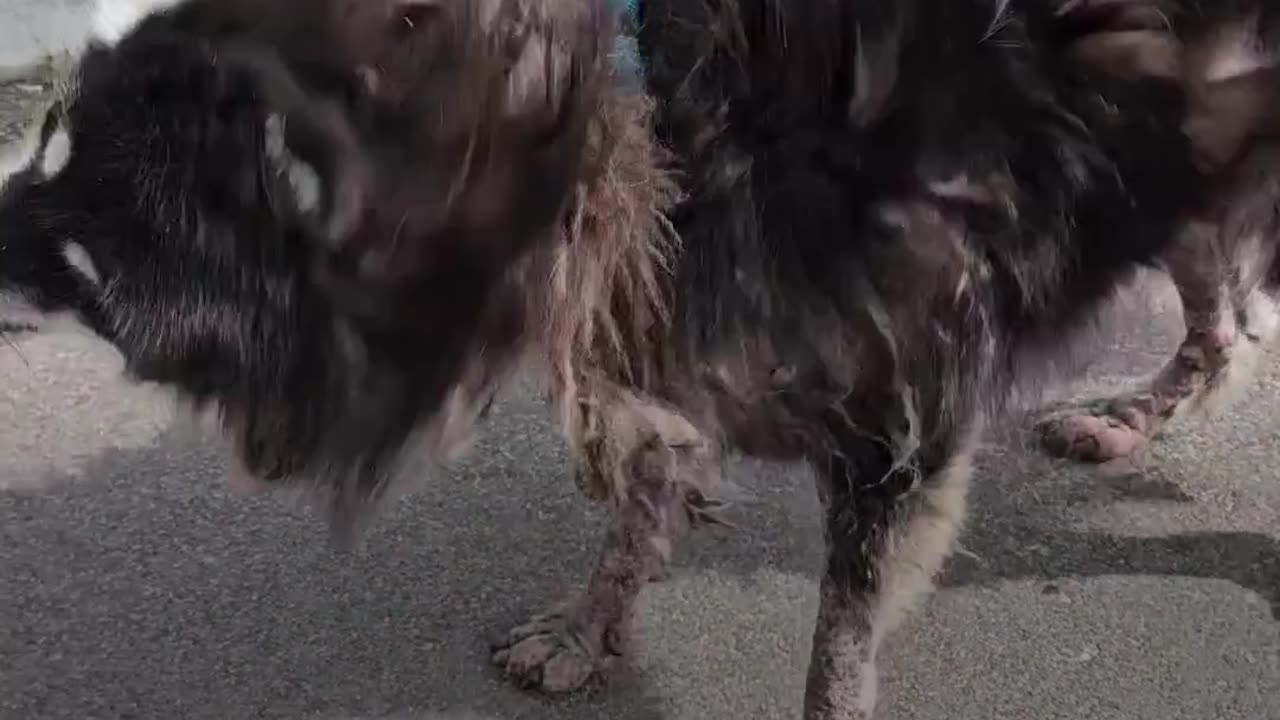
[3,0,1280,718]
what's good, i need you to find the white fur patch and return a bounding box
[856,660,879,718]
[871,436,976,645]
[91,0,184,45]
[263,114,322,214]
[39,126,72,179]
[1197,289,1280,417]
[1242,289,1280,344]
[61,242,102,287]
[288,164,321,214]
[986,0,1012,40]
[1203,25,1277,83]
[928,174,994,204]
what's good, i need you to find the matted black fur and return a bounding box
[0,0,611,535]
[2,0,1279,717]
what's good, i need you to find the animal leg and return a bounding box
[803,436,976,720]
[492,388,720,694]
[1038,223,1279,463]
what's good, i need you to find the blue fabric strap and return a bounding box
[608,0,643,89]
[627,0,643,22]
[611,0,641,25]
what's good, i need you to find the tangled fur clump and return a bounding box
[515,88,682,499]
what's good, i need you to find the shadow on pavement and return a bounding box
[942,526,1280,620]
[941,419,1280,621]
[1,420,667,720]
[3,390,1278,719]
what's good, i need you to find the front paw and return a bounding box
[490,602,624,694]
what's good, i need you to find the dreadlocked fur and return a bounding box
[514,87,682,500]
[3,0,1280,718]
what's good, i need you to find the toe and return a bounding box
[1084,423,1146,462]
[539,650,596,694]
[1039,413,1146,462]
[504,635,560,687]
[1037,414,1092,457]
[505,616,560,645]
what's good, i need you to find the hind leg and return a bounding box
[1038,221,1279,464]
[492,386,721,693]
[803,432,977,719]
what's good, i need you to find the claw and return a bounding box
[491,605,613,695]
[684,489,740,529]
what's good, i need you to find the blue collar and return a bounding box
[609,0,643,88]
[612,0,641,25]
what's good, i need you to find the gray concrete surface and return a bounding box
[2,41,1279,720]
[0,0,89,78]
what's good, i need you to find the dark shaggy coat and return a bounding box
[2,0,1278,717]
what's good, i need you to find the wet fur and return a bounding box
[3,0,1280,717]
[1,0,617,537]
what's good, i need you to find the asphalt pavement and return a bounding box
[1,31,1279,720]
